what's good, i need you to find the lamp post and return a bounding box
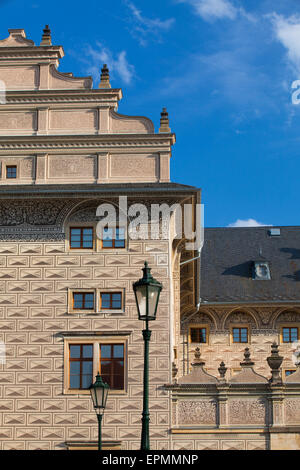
[133,261,162,451]
[89,373,109,451]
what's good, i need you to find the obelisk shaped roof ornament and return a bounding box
[99,64,111,89]
[40,25,52,46]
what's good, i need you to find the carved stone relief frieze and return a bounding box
[178,400,217,425]
[228,399,267,425]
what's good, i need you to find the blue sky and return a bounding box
[1,0,300,227]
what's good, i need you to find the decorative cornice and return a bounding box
[0,134,175,150]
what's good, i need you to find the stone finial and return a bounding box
[267,341,283,385]
[192,347,205,367]
[40,25,52,46]
[99,64,111,89]
[159,107,171,133]
[240,347,255,367]
[177,347,218,384]
[218,361,227,380]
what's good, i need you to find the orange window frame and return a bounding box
[70,227,94,249]
[100,292,123,310]
[232,327,248,343]
[282,327,299,343]
[100,227,126,249]
[72,292,95,310]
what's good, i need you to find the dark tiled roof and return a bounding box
[201,226,300,303]
[0,182,200,196]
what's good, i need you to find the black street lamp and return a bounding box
[89,373,109,451]
[133,261,163,451]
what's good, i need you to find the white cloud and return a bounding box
[270,13,300,75]
[85,43,135,85]
[125,1,175,45]
[228,218,272,227]
[178,0,238,21]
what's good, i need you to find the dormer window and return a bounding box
[253,261,271,280]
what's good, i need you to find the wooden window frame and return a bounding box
[69,226,94,250]
[72,292,95,311]
[68,289,96,314]
[230,325,250,344]
[281,326,299,344]
[100,226,126,250]
[189,325,209,344]
[69,343,94,390]
[6,165,17,179]
[64,338,128,395]
[100,291,123,311]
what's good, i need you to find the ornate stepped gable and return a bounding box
[0,28,174,185]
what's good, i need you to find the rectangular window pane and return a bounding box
[101,361,112,374]
[282,328,290,342]
[70,362,80,374]
[112,293,122,309]
[240,329,248,342]
[82,345,93,358]
[70,375,80,389]
[73,293,83,309]
[81,374,93,389]
[103,228,113,240]
[101,344,112,358]
[291,328,298,342]
[100,343,125,390]
[101,294,111,309]
[115,240,125,248]
[70,345,81,358]
[84,293,94,309]
[113,345,124,358]
[232,329,240,342]
[82,361,93,374]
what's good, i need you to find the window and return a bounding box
[190,327,207,343]
[70,227,93,249]
[6,165,17,179]
[73,292,95,310]
[232,327,248,343]
[101,227,126,249]
[64,338,127,394]
[285,369,296,377]
[100,292,122,310]
[69,344,93,389]
[99,343,124,390]
[282,327,299,343]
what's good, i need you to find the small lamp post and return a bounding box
[133,261,162,451]
[89,373,109,451]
